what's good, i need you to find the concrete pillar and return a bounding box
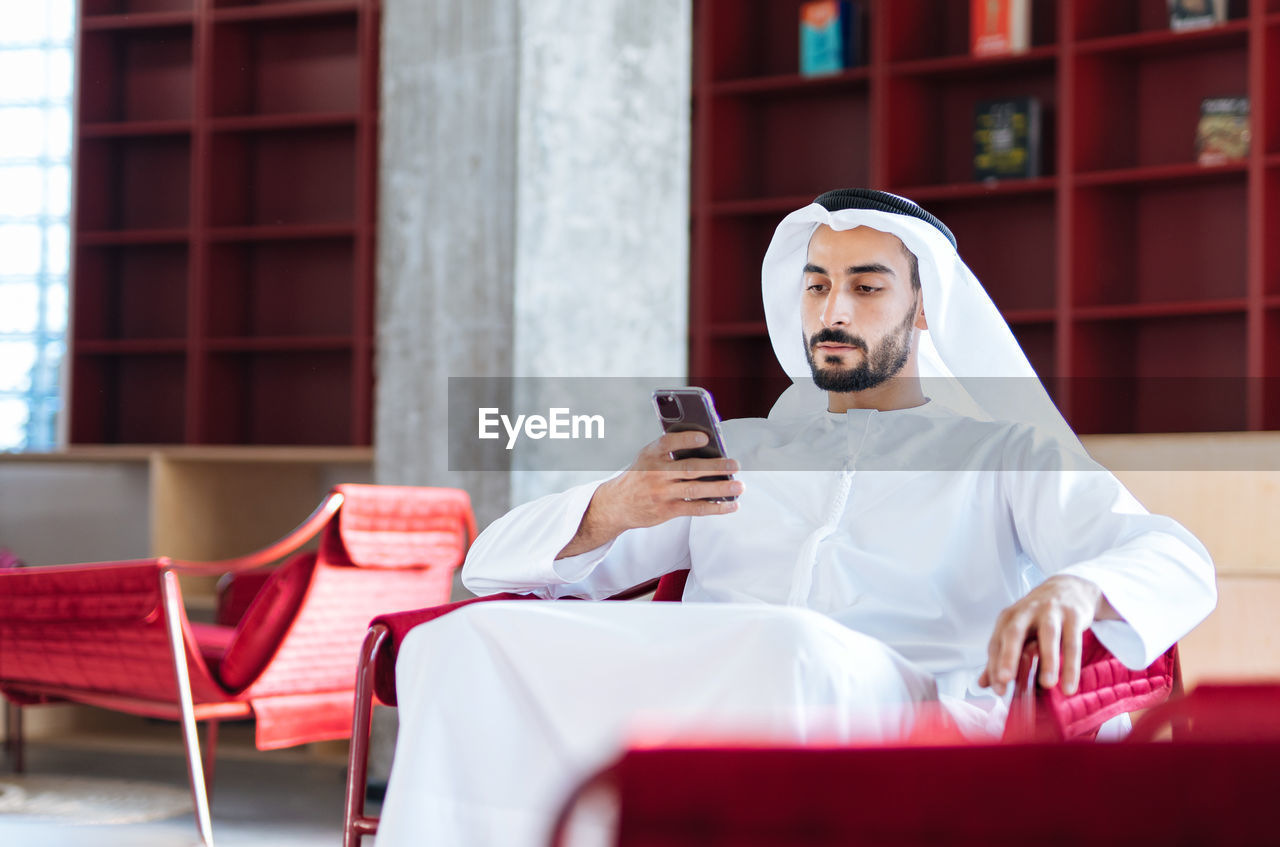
[372,0,691,787]
[375,0,520,527]
[510,0,692,502]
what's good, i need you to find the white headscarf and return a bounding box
[762,195,1078,445]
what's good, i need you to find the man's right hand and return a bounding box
[556,431,743,559]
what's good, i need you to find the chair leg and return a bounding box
[180,714,215,847]
[343,625,389,847]
[3,701,24,773]
[160,570,215,847]
[203,719,220,803]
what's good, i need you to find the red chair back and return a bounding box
[236,486,476,702]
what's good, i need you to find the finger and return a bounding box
[1060,611,1084,696]
[673,498,739,517]
[982,611,1009,693]
[658,430,709,455]
[676,479,744,501]
[1036,610,1063,689]
[984,638,1007,695]
[993,612,1032,694]
[669,457,740,477]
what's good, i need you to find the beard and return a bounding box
[804,298,917,393]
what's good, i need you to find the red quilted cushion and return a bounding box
[1040,632,1176,739]
[321,484,474,570]
[218,553,317,691]
[189,622,236,676]
[215,570,274,628]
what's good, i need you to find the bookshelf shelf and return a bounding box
[1073,20,1250,58]
[70,0,378,446]
[1075,299,1249,321]
[211,0,362,23]
[205,224,359,242]
[1073,161,1249,188]
[208,112,360,132]
[1004,310,1058,325]
[692,0,1274,433]
[79,229,191,246]
[705,322,769,340]
[887,45,1057,79]
[80,120,193,138]
[708,196,817,216]
[892,177,1058,202]
[81,11,196,30]
[205,337,355,352]
[709,69,870,97]
[76,340,189,354]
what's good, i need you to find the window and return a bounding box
[0,0,75,451]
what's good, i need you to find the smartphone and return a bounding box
[651,387,737,501]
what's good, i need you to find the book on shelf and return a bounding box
[1195,96,1250,166]
[973,97,1042,181]
[970,0,1030,57]
[799,1,863,76]
[1168,0,1227,31]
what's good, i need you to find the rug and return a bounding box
[0,775,192,824]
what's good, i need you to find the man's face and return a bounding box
[800,225,923,393]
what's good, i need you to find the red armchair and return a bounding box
[0,483,475,847]
[340,570,1180,846]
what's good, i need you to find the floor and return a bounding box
[0,728,380,847]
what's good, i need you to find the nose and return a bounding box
[821,286,853,327]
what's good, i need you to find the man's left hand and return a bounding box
[979,575,1118,696]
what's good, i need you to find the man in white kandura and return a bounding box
[375,189,1217,847]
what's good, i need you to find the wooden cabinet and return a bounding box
[691,0,1279,433]
[0,446,373,596]
[70,0,379,445]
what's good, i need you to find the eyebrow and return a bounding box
[803,262,897,278]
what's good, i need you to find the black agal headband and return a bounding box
[813,188,957,250]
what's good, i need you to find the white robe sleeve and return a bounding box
[461,477,694,600]
[1003,426,1218,670]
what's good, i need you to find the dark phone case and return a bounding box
[653,389,736,500]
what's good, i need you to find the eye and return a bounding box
[855,285,881,293]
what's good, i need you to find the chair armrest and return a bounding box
[367,571,693,706]
[1004,632,1179,742]
[370,593,538,706]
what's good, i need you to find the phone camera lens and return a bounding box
[656,393,681,421]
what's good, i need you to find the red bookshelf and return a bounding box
[691,0,1276,433]
[70,0,379,445]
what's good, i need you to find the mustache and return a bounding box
[809,328,867,351]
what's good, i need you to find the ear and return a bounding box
[914,298,928,331]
